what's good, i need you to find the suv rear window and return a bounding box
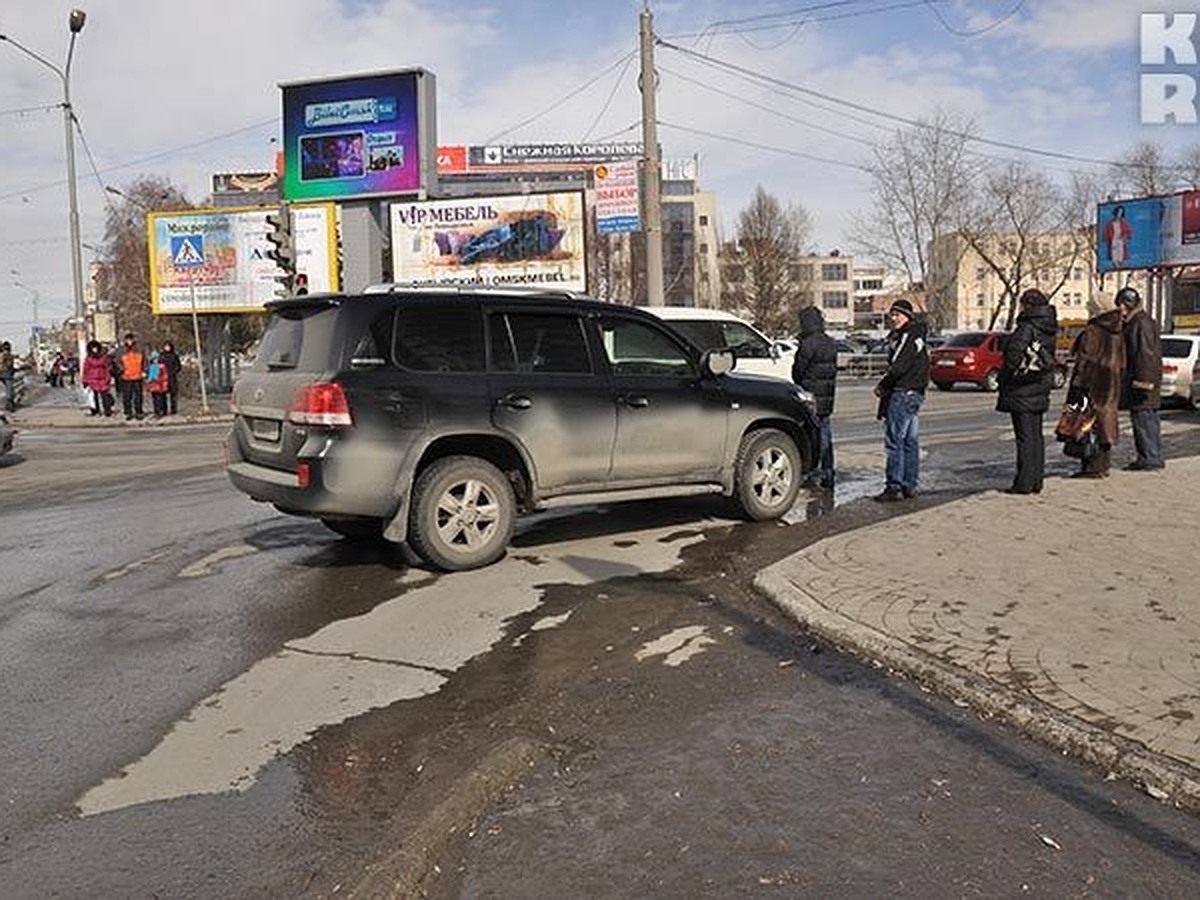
[1162,338,1196,359]
[396,306,485,372]
[945,332,987,348]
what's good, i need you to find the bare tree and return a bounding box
[1176,146,1200,190]
[846,110,980,327]
[97,176,194,345]
[958,161,1086,329]
[721,186,812,334]
[1108,141,1178,198]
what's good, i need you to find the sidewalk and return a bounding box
[7,383,232,429]
[758,456,1200,810]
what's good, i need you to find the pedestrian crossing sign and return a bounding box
[170,235,205,268]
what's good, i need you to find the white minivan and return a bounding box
[640,307,795,382]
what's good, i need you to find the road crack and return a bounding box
[283,643,456,678]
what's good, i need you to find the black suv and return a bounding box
[226,288,820,571]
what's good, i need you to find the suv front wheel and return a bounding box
[409,456,516,571]
[734,428,802,520]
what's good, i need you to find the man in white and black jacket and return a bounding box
[873,299,929,501]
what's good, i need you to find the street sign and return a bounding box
[170,235,206,269]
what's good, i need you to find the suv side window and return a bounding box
[601,317,694,376]
[720,322,772,359]
[489,312,592,374]
[395,305,485,372]
[349,309,396,365]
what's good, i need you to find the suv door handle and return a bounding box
[498,394,533,410]
[618,394,649,408]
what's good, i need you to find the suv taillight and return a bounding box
[289,382,352,427]
[962,352,976,365]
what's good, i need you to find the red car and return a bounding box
[930,331,1068,392]
[929,331,1006,392]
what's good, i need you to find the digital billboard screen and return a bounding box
[281,69,435,202]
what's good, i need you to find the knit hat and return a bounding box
[888,298,915,319]
[1019,288,1048,307]
[1115,286,1142,308]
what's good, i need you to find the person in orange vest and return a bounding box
[119,332,147,420]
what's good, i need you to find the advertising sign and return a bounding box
[594,161,640,235]
[281,69,436,203]
[390,192,586,291]
[147,204,339,314]
[1097,197,1165,273]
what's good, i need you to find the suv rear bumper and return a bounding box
[227,458,396,519]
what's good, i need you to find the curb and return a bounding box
[756,567,1200,813]
[9,414,233,430]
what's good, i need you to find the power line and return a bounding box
[923,0,1027,38]
[581,52,636,142]
[658,120,869,171]
[663,0,951,40]
[0,117,278,203]
[0,102,60,119]
[659,64,875,147]
[656,40,1169,173]
[483,49,637,145]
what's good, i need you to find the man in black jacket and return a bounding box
[997,288,1058,494]
[792,306,838,488]
[1116,286,1164,470]
[873,299,929,501]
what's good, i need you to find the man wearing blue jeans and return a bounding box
[1116,287,1164,471]
[873,299,929,501]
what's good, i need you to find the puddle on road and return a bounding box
[76,520,715,817]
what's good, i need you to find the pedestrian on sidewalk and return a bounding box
[160,340,182,416]
[119,333,147,421]
[49,351,65,388]
[1116,287,1165,471]
[82,340,114,417]
[0,340,15,412]
[147,350,169,418]
[1066,306,1125,478]
[873,299,929,501]
[997,289,1058,494]
[792,306,838,489]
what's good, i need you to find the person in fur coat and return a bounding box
[1067,307,1126,477]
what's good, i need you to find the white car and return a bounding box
[1162,334,1200,408]
[640,307,794,382]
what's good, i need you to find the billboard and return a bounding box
[390,192,586,291]
[147,204,339,314]
[1095,192,1200,272]
[594,161,640,235]
[281,69,436,203]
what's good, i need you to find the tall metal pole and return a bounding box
[64,49,86,363]
[639,2,665,305]
[190,269,210,416]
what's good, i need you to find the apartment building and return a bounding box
[928,232,1108,331]
[719,249,856,331]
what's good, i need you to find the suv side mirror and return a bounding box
[703,348,736,377]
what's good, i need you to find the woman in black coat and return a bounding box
[997,289,1058,494]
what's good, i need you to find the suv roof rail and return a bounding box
[362,283,589,300]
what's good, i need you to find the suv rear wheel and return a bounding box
[409,456,516,571]
[734,428,802,520]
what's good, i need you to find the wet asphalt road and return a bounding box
[2,384,1200,898]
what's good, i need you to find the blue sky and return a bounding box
[0,0,1190,345]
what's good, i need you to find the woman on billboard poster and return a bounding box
[1104,205,1132,267]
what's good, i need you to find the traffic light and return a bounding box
[265,206,296,297]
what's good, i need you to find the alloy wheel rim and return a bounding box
[751,447,793,506]
[435,478,501,550]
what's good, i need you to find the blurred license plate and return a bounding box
[251,418,280,441]
[936,359,956,366]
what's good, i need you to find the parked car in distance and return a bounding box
[641,307,794,382]
[227,288,820,572]
[930,331,1068,392]
[1162,334,1200,408]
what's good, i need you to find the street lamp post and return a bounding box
[1,9,88,365]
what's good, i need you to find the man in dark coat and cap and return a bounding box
[1116,286,1164,471]
[873,298,929,501]
[792,306,838,488]
[997,288,1058,494]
